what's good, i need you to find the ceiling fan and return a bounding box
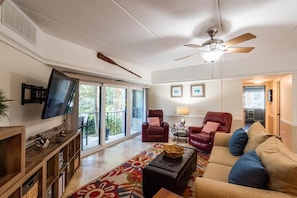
[176,27,256,62]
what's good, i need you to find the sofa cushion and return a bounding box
[209,146,240,167]
[229,128,248,156]
[256,136,297,196]
[147,117,160,126]
[203,162,232,183]
[202,121,220,133]
[228,150,268,189]
[146,126,164,135]
[244,122,271,153]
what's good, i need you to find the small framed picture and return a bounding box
[191,84,205,97]
[171,85,183,97]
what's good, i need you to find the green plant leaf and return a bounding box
[0,89,12,119]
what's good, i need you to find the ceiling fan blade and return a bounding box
[175,53,199,61]
[225,33,256,46]
[97,52,142,78]
[227,47,255,53]
[184,44,202,48]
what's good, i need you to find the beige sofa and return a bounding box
[194,122,297,198]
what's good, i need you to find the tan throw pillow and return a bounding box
[256,136,297,196]
[202,121,220,133]
[147,117,160,126]
[244,122,271,153]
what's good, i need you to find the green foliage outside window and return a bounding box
[106,117,122,135]
[79,85,124,136]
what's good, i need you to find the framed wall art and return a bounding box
[191,84,205,97]
[171,85,183,97]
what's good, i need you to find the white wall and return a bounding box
[42,34,152,85]
[280,73,297,152]
[148,79,243,131]
[221,79,243,117]
[0,40,63,141]
[280,74,293,122]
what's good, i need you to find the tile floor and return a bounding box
[62,134,190,197]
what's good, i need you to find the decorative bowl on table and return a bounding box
[163,144,184,159]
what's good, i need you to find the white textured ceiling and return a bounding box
[10,0,297,74]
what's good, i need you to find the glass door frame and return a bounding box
[78,81,102,151]
[130,87,145,135]
[103,84,128,145]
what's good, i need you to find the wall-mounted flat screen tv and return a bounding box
[41,69,77,119]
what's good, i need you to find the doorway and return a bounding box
[243,86,266,129]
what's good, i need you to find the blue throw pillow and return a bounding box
[229,128,248,156]
[228,150,268,189]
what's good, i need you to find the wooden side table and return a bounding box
[153,188,183,198]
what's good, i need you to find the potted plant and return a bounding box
[0,89,12,120]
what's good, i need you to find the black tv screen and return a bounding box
[41,69,77,119]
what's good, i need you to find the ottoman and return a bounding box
[142,146,197,198]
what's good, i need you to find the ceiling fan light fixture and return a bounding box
[177,27,256,62]
[200,50,224,62]
[200,42,225,62]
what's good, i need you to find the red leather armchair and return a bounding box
[188,111,232,152]
[142,110,169,142]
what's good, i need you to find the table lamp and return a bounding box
[176,106,189,127]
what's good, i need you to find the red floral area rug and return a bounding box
[69,144,209,198]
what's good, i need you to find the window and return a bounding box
[244,86,265,109]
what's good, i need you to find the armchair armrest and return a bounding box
[162,122,169,133]
[161,121,169,127]
[142,122,149,132]
[195,177,294,198]
[142,122,148,127]
[188,126,203,133]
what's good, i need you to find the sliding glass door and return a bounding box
[105,86,127,142]
[78,82,101,151]
[78,82,145,151]
[130,88,145,134]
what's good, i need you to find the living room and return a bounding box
[1,1,297,197]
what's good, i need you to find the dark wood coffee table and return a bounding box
[142,146,197,198]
